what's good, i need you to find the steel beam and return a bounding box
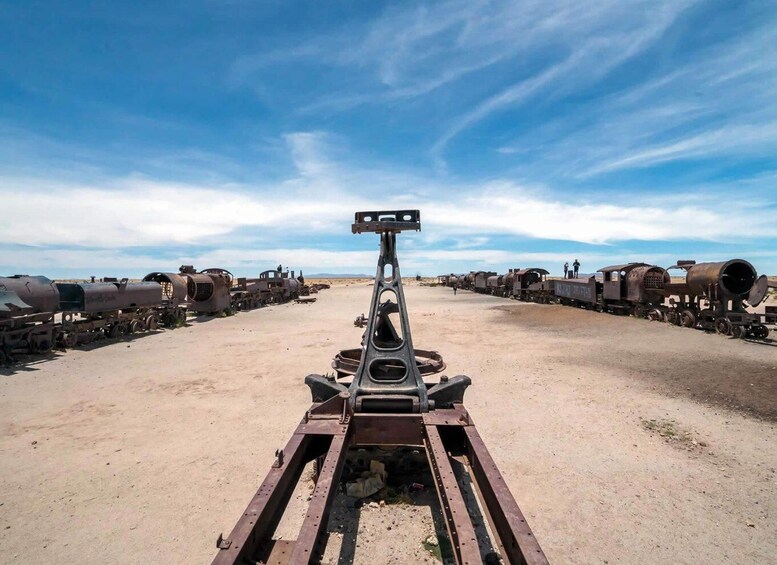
[464,426,548,565]
[425,424,482,565]
[212,433,311,565]
[288,433,349,563]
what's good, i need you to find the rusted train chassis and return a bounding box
[212,394,546,565]
[445,260,773,340]
[1,264,315,364]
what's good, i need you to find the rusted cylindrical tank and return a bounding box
[57,281,162,312]
[0,275,60,316]
[503,271,516,290]
[184,273,216,302]
[474,271,495,292]
[284,277,301,297]
[686,260,757,298]
[142,272,188,304]
[625,265,670,303]
[180,269,232,313]
[486,275,501,290]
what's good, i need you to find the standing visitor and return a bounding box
[573,259,580,278]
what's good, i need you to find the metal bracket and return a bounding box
[216,533,232,550]
[272,449,284,468]
[351,210,420,234]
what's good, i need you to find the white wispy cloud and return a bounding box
[433,1,694,160]
[496,20,777,178]
[1,130,775,268]
[225,0,777,180]
[584,122,777,175]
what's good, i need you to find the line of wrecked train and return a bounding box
[0,265,328,364]
[439,259,775,340]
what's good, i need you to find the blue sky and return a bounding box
[1,0,776,278]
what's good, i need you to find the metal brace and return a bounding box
[272,448,284,468]
[216,533,232,550]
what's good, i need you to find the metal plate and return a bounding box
[0,289,33,313]
[748,275,769,307]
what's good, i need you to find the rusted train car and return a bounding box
[511,268,550,301]
[0,276,59,361]
[660,259,769,338]
[473,270,497,294]
[1,262,311,365]
[453,257,772,340]
[486,268,521,297]
[57,279,163,346]
[1,275,166,357]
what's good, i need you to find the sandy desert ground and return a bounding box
[1,281,776,564]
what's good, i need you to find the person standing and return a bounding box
[563,262,569,278]
[453,285,457,296]
[573,259,580,278]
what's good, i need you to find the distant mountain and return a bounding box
[307,273,372,278]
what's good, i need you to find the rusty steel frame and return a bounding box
[213,398,547,565]
[213,210,548,564]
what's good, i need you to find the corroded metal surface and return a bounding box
[332,347,446,377]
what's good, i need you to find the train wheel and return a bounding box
[108,325,122,339]
[128,320,141,334]
[755,326,769,340]
[714,318,732,336]
[35,340,52,354]
[647,309,664,322]
[730,325,744,339]
[63,333,78,348]
[680,310,696,328]
[145,315,158,331]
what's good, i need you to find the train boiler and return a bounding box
[462,271,477,290]
[447,274,465,288]
[663,259,769,338]
[487,268,520,297]
[486,273,503,295]
[473,270,497,294]
[179,266,233,316]
[0,275,59,361]
[282,271,301,301]
[56,279,163,345]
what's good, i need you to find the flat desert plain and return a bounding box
[1,282,776,564]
